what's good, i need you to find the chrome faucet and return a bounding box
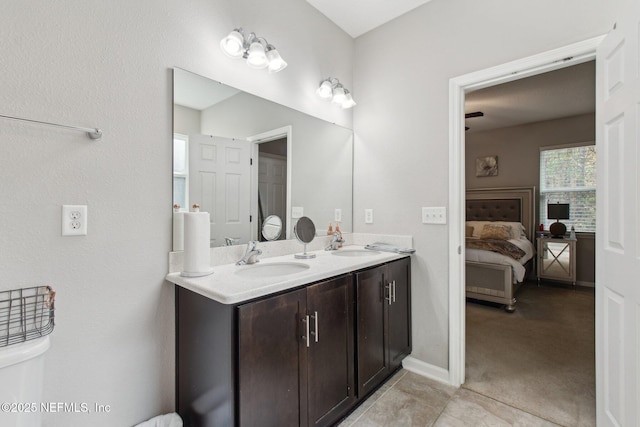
[325,232,344,251]
[236,241,262,265]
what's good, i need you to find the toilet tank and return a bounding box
[0,336,50,427]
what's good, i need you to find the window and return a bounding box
[173,134,189,210]
[540,144,596,232]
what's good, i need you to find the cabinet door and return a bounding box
[387,257,412,372]
[538,239,576,283]
[355,265,388,397]
[238,288,307,427]
[306,275,355,427]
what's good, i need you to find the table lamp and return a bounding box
[547,203,570,237]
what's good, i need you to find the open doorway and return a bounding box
[256,137,287,241]
[462,62,596,425]
[248,126,293,241]
[447,36,604,424]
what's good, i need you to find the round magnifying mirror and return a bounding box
[261,215,283,241]
[294,216,316,259]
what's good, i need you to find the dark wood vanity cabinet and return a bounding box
[176,257,410,427]
[237,288,307,427]
[387,257,412,371]
[355,257,411,397]
[237,274,355,427]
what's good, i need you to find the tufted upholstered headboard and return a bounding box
[466,187,536,240]
[466,199,521,222]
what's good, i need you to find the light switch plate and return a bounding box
[292,206,304,218]
[334,208,342,222]
[422,207,446,224]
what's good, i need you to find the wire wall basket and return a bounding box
[0,286,55,348]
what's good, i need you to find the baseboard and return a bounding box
[576,280,595,288]
[401,356,453,386]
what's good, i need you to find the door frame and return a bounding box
[448,35,605,387]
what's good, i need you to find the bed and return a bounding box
[465,187,536,312]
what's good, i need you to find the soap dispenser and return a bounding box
[327,222,333,235]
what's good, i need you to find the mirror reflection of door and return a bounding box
[257,138,287,241]
[189,134,251,247]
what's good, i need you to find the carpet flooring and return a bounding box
[464,281,595,426]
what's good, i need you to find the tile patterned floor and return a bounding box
[338,370,560,427]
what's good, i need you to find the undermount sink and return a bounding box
[235,262,310,278]
[331,249,381,257]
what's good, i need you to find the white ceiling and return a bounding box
[464,61,595,133]
[305,0,433,38]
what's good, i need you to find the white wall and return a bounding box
[200,92,354,235]
[174,105,200,136]
[466,113,595,190]
[0,1,352,425]
[353,0,617,369]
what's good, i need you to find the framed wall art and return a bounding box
[476,155,498,177]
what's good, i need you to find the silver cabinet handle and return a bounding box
[385,283,392,305]
[310,311,319,343]
[302,315,310,348]
[392,280,397,303]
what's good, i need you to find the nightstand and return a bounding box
[537,236,577,287]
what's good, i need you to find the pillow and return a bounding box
[465,225,474,237]
[467,221,526,240]
[480,223,512,240]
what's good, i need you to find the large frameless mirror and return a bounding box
[172,68,353,250]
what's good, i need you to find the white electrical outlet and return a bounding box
[364,209,374,224]
[62,205,88,236]
[422,207,447,224]
[334,208,342,222]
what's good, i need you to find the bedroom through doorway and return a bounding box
[461,61,597,426]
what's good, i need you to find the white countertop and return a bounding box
[165,245,410,304]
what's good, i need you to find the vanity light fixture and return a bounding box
[316,77,356,108]
[220,28,287,73]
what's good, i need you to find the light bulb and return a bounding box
[246,41,268,69]
[220,30,245,58]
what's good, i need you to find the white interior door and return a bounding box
[189,134,251,246]
[595,4,640,425]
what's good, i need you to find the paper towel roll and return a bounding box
[172,211,184,251]
[181,212,213,277]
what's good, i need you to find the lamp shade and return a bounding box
[341,92,356,109]
[317,80,333,98]
[246,41,268,69]
[548,203,570,220]
[220,30,245,58]
[266,48,287,72]
[332,86,346,104]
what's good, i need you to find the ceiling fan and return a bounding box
[465,111,484,131]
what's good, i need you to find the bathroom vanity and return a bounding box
[168,248,411,427]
